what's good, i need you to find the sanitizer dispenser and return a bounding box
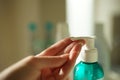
[73,37,104,80]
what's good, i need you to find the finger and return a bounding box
[47,40,84,56]
[63,44,82,78]
[36,37,73,56]
[55,41,79,56]
[69,39,85,61]
[34,54,69,69]
[64,39,85,54]
[55,41,85,79]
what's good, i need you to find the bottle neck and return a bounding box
[80,61,98,64]
[80,48,98,63]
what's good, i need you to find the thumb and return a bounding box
[35,54,69,69]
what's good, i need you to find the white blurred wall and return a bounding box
[95,0,120,48]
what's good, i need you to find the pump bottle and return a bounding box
[73,37,104,80]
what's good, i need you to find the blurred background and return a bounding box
[0,0,120,80]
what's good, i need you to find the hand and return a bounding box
[0,37,85,80]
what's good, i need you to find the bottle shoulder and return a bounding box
[77,61,98,65]
[75,61,103,69]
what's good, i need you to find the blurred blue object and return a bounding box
[44,21,54,48]
[28,22,37,32]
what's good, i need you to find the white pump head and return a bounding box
[71,36,95,49]
[71,36,98,62]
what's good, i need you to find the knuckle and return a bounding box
[26,56,38,66]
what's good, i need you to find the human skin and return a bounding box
[0,37,85,80]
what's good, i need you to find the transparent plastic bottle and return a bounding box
[73,37,104,80]
[74,61,104,80]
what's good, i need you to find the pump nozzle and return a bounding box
[71,36,98,62]
[71,36,95,49]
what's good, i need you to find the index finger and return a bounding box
[53,40,85,80]
[36,37,73,56]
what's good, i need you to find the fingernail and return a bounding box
[70,37,85,41]
[70,37,77,41]
[79,39,85,46]
[70,37,85,46]
[79,42,84,46]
